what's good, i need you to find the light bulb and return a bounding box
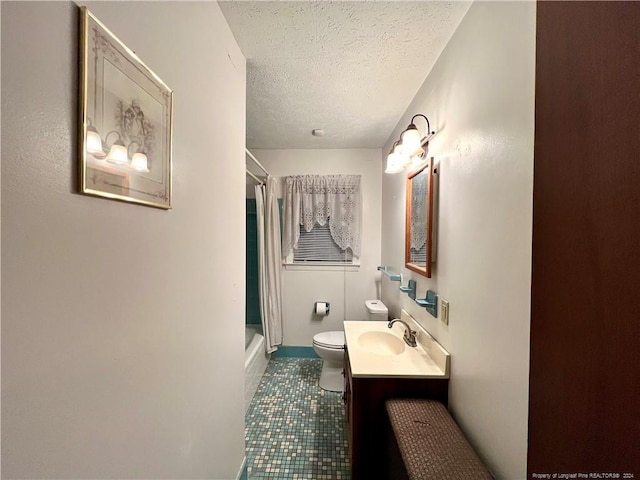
[106,140,128,165]
[401,126,423,156]
[130,152,149,172]
[86,127,105,159]
[385,152,404,174]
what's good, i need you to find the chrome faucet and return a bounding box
[388,319,417,347]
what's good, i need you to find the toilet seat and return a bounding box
[313,331,345,350]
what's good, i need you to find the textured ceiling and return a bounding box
[219,1,471,149]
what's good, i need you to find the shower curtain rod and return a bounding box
[246,169,264,185]
[245,148,270,176]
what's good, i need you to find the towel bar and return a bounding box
[377,266,402,282]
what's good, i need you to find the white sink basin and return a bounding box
[344,315,450,378]
[357,330,406,355]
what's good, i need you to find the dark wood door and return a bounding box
[529,1,640,477]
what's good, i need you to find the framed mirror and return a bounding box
[405,157,435,277]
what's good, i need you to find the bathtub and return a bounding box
[245,324,270,413]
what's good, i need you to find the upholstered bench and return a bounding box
[385,399,494,480]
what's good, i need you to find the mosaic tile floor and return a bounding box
[245,358,351,479]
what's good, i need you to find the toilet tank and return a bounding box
[365,299,388,321]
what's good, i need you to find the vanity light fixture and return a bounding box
[385,113,435,174]
[85,120,150,172]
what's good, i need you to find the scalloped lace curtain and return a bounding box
[410,173,427,250]
[282,175,362,258]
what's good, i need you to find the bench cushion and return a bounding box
[386,399,493,480]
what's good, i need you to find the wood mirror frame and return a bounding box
[405,157,434,277]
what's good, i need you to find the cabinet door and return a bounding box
[343,350,353,462]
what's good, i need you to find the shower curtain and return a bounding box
[255,177,283,353]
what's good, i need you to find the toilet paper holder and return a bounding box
[314,302,331,316]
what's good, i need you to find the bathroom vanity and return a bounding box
[342,313,450,480]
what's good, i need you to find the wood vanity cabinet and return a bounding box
[343,347,449,480]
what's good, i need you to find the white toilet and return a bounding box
[312,299,389,392]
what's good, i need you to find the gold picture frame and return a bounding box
[79,7,173,209]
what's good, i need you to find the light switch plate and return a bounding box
[441,298,450,325]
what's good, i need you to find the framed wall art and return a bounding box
[79,6,173,209]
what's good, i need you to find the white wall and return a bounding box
[1,2,246,478]
[381,2,535,479]
[250,149,382,346]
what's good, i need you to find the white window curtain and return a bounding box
[282,175,362,258]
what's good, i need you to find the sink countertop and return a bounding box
[344,310,450,379]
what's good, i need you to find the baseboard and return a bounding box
[272,345,320,358]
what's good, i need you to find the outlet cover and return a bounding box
[441,298,450,325]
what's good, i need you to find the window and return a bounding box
[293,223,353,263]
[282,175,361,266]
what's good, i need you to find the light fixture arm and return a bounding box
[103,130,122,146]
[410,114,435,138]
[385,113,437,174]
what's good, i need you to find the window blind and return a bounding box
[293,223,353,263]
[410,244,427,266]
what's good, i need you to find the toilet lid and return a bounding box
[313,331,345,349]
